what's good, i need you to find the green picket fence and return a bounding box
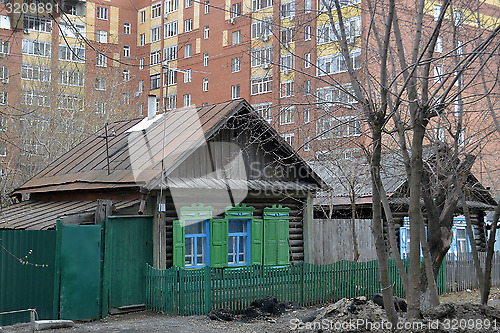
[145,260,446,315]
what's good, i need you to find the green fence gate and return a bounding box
[0,230,57,326]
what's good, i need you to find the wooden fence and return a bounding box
[445,251,500,292]
[312,219,376,263]
[146,260,446,315]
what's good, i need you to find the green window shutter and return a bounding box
[263,219,278,265]
[277,219,290,265]
[173,220,185,267]
[251,219,263,265]
[210,219,228,268]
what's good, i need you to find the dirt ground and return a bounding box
[2,288,500,333]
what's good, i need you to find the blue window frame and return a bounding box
[228,219,250,266]
[185,219,210,268]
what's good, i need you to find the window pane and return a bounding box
[229,219,245,233]
[228,236,237,264]
[197,237,206,265]
[185,237,194,266]
[185,220,205,234]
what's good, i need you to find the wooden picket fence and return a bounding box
[145,260,446,315]
[445,251,500,292]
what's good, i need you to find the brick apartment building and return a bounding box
[0,0,498,201]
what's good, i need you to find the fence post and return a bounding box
[204,266,212,314]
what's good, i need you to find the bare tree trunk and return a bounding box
[407,121,426,318]
[351,190,360,262]
[371,128,398,327]
[481,202,500,304]
[419,220,440,307]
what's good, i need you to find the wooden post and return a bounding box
[303,192,314,264]
[95,200,113,225]
[153,195,167,269]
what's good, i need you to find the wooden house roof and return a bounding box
[15,99,324,195]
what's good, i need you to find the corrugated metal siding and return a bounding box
[0,230,56,326]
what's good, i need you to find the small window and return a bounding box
[152,3,162,19]
[140,10,146,23]
[232,84,240,99]
[204,0,210,14]
[233,30,241,45]
[139,80,144,92]
[204,25,210,39]
[97,7,108,20]
[202,77,208,91]
[434,5,441,21]
[185,18,193,32]
[228,219,250,266]
[304,108,310,123]
[305,25,311,41]
[232,3,241,18]
[151,26,161,43]
[304,137,311,151]
[183,94,191,107]
[95,77,106,90]
[139,57,145,70]
[304,53,311,68]
[304,80,311,95]
[123,69,130,82]
[435,36,442,53]
[184,69,192,83]
[96,30,107,43]
[186,0,193,8]
[150,74,161,90]
[203,52,209,66]
[232,57,241,73]
[140,33,146,46]
[184,44,192,58]
[185,220,209,268]
[124,22,131,34]
[123,45,131,57]
[96,53,107,67]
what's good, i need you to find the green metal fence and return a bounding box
[0,230,57,326]
[146,260,446,315]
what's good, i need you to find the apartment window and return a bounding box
[165,93,177,110]
[453,98,462,116]
[434,5,441,21]
[304,137,311,151]
[151,50,161,65]
[124,45,131,57]
[165,44,178,61]
[165,20,178,38]
[231,84,240,99]
[0,116,6,130]
[164,0,177,13]
[280,0,295,19]
[184,44,192,58]
[124,22,131,34]
[251,17,273,39]
[0,15,9,30]
[458,130,465,147]
[0,40,9,56]
[304,80,311,95]
[281,26,294,44]
[59,22,85,39]
[280,80,294,97]
[454,11,462,27]
[96,53,107,67]
[185,18,193,32]
[251,75,272,95]
[23,39,51,57]
[457,41,463,56]
[123,93,130,105]
[95,77,106,91]
[232,30,241,45]
[282,133,294,147]
[317,49,361,76]
[139,80,144,92]
[140,57,145,69]
[317,16,361,44]
[139,103,144,115]
[186,0,193,7]
[305,0,311,13]
[21,64,50,82]
[23,15,52,33]
[435,36,442,53]
[97,7,108,20]
[280,106,294,124]
[139,33,146,46]
[253,102,272,123]
[140,10,146,23]
[203,53,209,66]
[164,70,177,86]
[204,26,210,39]
[232,57,241,72]
[58,45,84,62]
[316,84,356,107]
[22,89,49,107]
[305,26,311,41]
[281,54,294,73]
[232,3,241,17]
[316,116,361,139]
[183,94,191,107]
[96,30,107,43]
[204,0,210,14]
[65,4,78,15]
[184,69,192,83]
[304,109,310,123]
[305,53,311,68]
[151,74,161,90]
[95,101,107,114]
[151,26,161,42]
[0,142,6,157]
[434,66,443,82]
[123,69,130,82]
[252,0,272,11]
[251,46,273,67]
[0,92,7,105]
[203,78,209,91]
[152,3,162,18]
